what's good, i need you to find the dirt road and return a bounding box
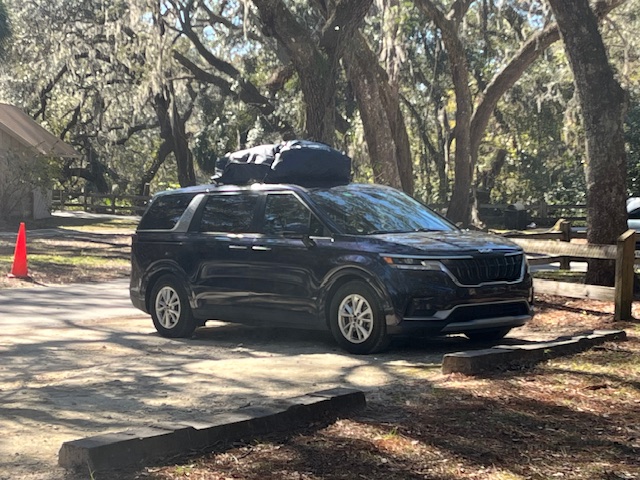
[1,283,475,480]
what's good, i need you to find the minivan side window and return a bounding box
[264,194,323,236]
[199,194,259,233]
[138,193,196,230]
[629,208,640,220]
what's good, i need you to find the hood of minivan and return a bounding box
[367,230,521,255]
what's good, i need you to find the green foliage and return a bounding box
[0,0,638,210]
[0,150,58,218]
[486,53,587,205]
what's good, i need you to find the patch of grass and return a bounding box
[0,228,131,287]
[0,215,138,232]
[0,254,128,266]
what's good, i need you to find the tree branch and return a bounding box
[173,51,295,136]
[60,104,81,139]
[319,0,374,56]
[470,0,627,152]
[173,50,235,94]
[113,123,160,146]
[252,0,323,74]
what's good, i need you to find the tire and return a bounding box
[465,328,511,342]
[329,281,389,354]
[150,275,197,338]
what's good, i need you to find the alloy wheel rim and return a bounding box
[337,293,374,344]
[155,286,181,329]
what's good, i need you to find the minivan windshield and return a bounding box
[309,184,455,235]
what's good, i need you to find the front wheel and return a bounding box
[329,281,389,354]
[150,275,197,338]
[465,328,511,342]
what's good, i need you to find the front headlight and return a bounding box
[381,255,443,271]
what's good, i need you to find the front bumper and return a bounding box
[387,300,533,335]
[382,267,534,335]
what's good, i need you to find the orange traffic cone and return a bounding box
[8,222,29,279]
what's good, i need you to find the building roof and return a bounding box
[0,103,80,157]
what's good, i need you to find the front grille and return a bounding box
[446,302,530,323]
[441,254,523,286]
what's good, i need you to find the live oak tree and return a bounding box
[414,0,627,225]
[343,13,414,193]
[546,0,629,286]
[0,0,204,192]
[251,0,372,146]
[414,0,473,223]
[1,0,638,223]
[168,0,414,192]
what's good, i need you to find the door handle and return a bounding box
[252,245,272,251]
[228,245,248,250]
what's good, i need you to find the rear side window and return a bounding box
[264,193,324,236]
[138,193,196,230]
[199,194,259,233]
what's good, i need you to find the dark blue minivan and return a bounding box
[130,183,533,354]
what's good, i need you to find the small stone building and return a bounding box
[0,104,79,219]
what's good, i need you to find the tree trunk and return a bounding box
[344,33,413,193]
[137,139,173,196]
[154,87,196,188]
[170,93,196,187]
[0,0,11,60]
[415,0,473,225]
[547,0,628,286]
[252,0,373,146]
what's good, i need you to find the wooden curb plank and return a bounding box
[441,330,627,375]
[58,388,366,473]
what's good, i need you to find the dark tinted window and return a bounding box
[200,194,259,233]
[309,185,454,235]
[138,193,196,230]
[629,208,640,220]
[264,194,323,236]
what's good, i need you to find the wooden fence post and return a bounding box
[559,220,572,270]
[538,199,548,223]
[83,187,89,212]
[614,229,636,321]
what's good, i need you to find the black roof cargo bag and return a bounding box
[215,140,351,186]
[214,144,277,185]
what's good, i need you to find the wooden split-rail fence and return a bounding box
[51,190,151,215]
[503,221,636,321]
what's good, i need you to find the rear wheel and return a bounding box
[329,281,389,354]
[150,275,197,338]
[464,328,511,342]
